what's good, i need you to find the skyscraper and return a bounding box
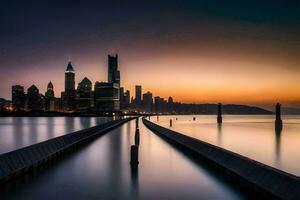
[45,81,54,98]
[120,87,125,109]
[108,54,120,85]
[135,85,142,107]
[76,77,93,110]
[94,82,120,112]
[45,81,55,111]
[124,90,130,109]
[61,61,76,111]
[142,91,153,113]
[12,85,26,111]
[65,62,75,91]
[168,96,174,113]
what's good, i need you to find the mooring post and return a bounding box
[130,145,139,166]
[136,117,139,128]
[148,115,151,120]
[193,117,195,121]
[135,128,140,146]
[176,117,178,120]
[217,103,223,124]
[275,102,282,131]
[170,119,172,127]
[157,115,159,121]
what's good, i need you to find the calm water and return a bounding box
[151,115,300,176]
[1,120,244,199]
[0,117,112,154]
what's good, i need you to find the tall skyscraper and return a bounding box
[65,62,75,91]
[12,85,26,111]
[108,54,120,85]
[124,90,130,109]
[135,85,142,107]
[45,81,55,111]
[142,91,153,113]
[45,81,54,98]
[120,87,125,109]
[61,61,76,111]
[93,54,120,112]
[168,96,174,113]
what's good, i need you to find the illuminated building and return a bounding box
[61,62,76,111]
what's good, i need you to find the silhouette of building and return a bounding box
[108,54,120,85]
[76,77,93,111]
[120,87,131,110]
[12,85,26,111]
[45,81,55,111]
[94,82,120,112]
[27,85,43,111]
[168,96,174,113]
[142,91,153,113]
[93,54,122,112]
[154,96,167,113]
[124,90,130,109]
[120,87,125,109]
[61,62,76,111]
[135,85,142,108]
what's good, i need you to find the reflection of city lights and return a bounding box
[6,104,13,112]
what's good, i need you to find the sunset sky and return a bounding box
[1,0,300,108]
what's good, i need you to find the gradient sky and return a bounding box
[1,0,300,108]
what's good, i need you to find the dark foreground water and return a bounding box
[1,120,244,199]
[0,117,112,154]
[152,115,300,176]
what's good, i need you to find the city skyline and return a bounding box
[1,1,300,108]
[9,54,181,114]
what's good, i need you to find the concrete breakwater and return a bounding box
[143,118,300,200]
[0,117,134,183]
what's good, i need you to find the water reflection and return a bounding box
[108,127,123,194]
[217,124,222,146]
[64,117,75,134]
[152,115,300,176]
[0,117,111,154]
[275,128,282,166]
[0,120,244,199]
[130,165,139,200]
[29,118,38,144]
[12,118,24,149]
[47,117,54,139]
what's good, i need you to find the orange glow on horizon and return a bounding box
[4,42,300,109]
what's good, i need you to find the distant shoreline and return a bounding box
[0,112,276,117]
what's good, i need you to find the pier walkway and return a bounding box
[143,118,300,200]
[0,117,133,183]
